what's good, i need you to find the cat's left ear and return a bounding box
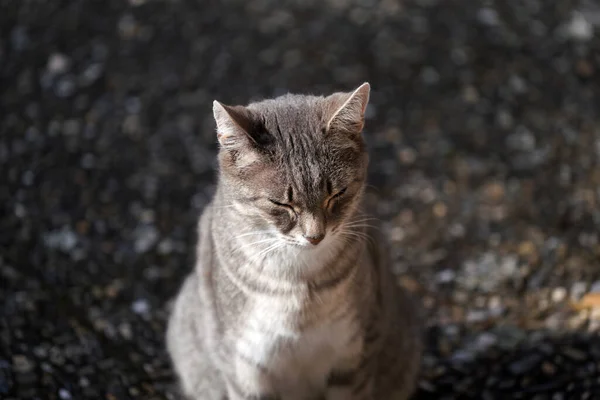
[325,82,370,135]
[213,100,256,148]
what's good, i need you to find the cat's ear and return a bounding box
[213,100,256,148]
[325,82,370,135]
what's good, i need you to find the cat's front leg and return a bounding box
[326,368,374,400]
[223,355,278,400]
[326,338,373,400]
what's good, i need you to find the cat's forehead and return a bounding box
[248,95,324,123]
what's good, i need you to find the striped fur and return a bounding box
[166,84,422,400]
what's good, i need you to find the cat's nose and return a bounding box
[304,234,325,246]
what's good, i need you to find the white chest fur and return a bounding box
[233,294,360,397]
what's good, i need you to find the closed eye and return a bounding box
[269,199,293,209]
[333,187,347,198]
[327,187,347,209]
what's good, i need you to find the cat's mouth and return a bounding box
[288,234,332,249]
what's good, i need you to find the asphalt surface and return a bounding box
[2,0,600,399]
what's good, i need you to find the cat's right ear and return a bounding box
[325,82,371,136]
[213,100,256,148]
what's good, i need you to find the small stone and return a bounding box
[477,7,500,26]
[483,182,505,202]
[131,299,150,315]
[496,109,514,129]
[453,290,468,304]
[474,332,497,352]
[418,380,436,392]
[509,75,527,94]
[466,309,488,323]
[566,12,594,41]
[432,202,447,218]
[589,281,600,294]
[562,346,586,361]
[571,281,588,301]
[542,361,557,375]
[398,148,417,164]
[21,170,34,186]
[508,353,542,375]
[80,63,103,86]
[451,47,468,65]
[576,59,594,78]
[12,355,34,374]
[421,67,439,85]
[545,313,562,331]
[55,76,76,98]
[390,226,405,242]
[11,26,29,51]
[157,238,174,255]
[119,322,133,340]
[589,307,600,321]
[568,310,589,330]
[81,153,95,169]
[501,254,518,276]
[518,241,536,257]
[118,14,138,38]
[63,119,80,136]
[507,127,535,151]
[462,86,479,103]
[488,296,504,317]
[494,325,527,349]
[448,223,465,238]
[398,276,420,293]
[59,388,72,399]
[552,287,567,303]
[44,227,78,252]
[123,114,141,135]
[133,224,159,253]
[47,53,70,75]
[450,349,474,364]
[436,269,455,283]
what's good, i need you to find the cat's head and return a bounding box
[213,83,370,249]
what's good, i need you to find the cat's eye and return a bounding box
[333,188,347,198]
[269,199,293,209]
[327,187,347,209]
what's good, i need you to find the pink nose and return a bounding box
[304,234,324,245]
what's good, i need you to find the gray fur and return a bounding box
[166,83,423,400]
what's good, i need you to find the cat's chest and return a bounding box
[236,296,359,383]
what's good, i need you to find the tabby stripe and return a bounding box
[358,354,376,370]
[329,303,355,324]
[236,351,269,374]
[310,259,357,292]
[328,370,355,386]
[226,378,280,400]
[248,395,280,400]
[220,259,294,297]
[352,371,371,395]
[346,325,364,345]
[364,323,380,345]
[298,301,353,331]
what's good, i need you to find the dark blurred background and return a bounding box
[2,0,600,399]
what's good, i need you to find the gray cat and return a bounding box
[166,83,423,400]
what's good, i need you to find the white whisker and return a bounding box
[238,238,281,249]
[233,230,273,240]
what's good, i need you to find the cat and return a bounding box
[166,83,423,400]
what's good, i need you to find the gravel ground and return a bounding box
[2,0,600,399]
